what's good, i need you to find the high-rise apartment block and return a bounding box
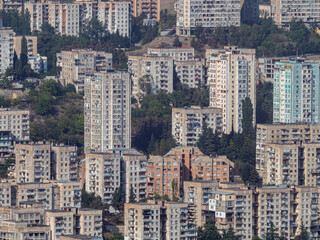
[15,141,78,183]
[256,123,320,185]
[207,46,256,133]
[84,71,131,153]
[0,22,15,73]
[98,1,130,37]
[0,0,22,11]
[176,0,241,36]
[172,106,223,147]
[85,149,146,203]
[147,47,195,61]
[57,49,113,92]
[270,0,320,27]
[128,55,174,99]
[273,59,320,123]
[13,35,38,57]
[124,200,197,240]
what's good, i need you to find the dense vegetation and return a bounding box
[191,18,320,57]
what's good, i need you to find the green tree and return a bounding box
[40,79,63,96]
[81,187,105,210]
[139,75,153,96]
[65,83,76,93]
[129,185,136,203]
[111,187,124,210]
[252,236,262,240]
[197,122,220,156]
[222,228,239,240]
[294,223,310,240]
[171,179,179,202]
[198,221,221,240]
[265,221,279,240]
[241,97,254,137]
[35,92,52,115]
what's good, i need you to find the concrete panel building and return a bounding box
[13,36,37,57]
[84,71,131,153]
[0,22,15,73]
[207,46,256,134]
[0,108,29,140]
[175,59,206,88]
[57,49,112,93]
[147,47,194,61]
[172,106,223,147]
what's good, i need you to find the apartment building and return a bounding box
[146,154,182,199]
[55,181,82,209]
[78,208,103,238]
[124,201,197,240]
[59,236,97,240]
[273,59,320,123]
[0,0,22,11]
[207,46,256,133]
[175,59,205,88]
[210,185,254,239]
[256,123,320,180]
[0,181,16,207]
[270,0,320,27]
[98,1,130,37]
[121,149,147,202]
[84,71,131,152]
[240,0,259,24]
[191,155,234,182]
[16,182,56,210]
[147,47,195,61]
[85,151,121,203]
[130,0,160,20]
[51,144,78,181]
[15,142,51,183]
[172,106,223,147]
[46,209,76,239]
[183,180,219,227]
[128,55,174,100]
[13,35,37,57]
[0,22,15,73]
[0,108,29,140]
[85,149,146,203]
[0,220,51,240]
[57,49,112,92]
[176,0,241,36]
[29,55,48,73]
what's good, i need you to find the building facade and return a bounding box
[273,60,320,123]
[172,106,223,147]
[0,22,15,73]
[84,71,131,153]
[207,46,256,133]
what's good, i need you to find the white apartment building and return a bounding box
[57,49,112,93]
[85,149,147,203]
[84,70,131,153]
[0,22,15,73]
[207,46,256,133]
[98,1,130,37]
[176,0,241,36]
[128,55,174,100]
[0,108,29,140]
[172,106,223,147]
[147,47,194,61]
[85,151,121,203]
[175,59,206,88]
[270,0,320,27]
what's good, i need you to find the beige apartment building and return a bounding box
[98,1,130,37]
[55,181,82,209]
[13,36,37,57]
[51,144,78,181]
[46,209,76,239]
[207,46,256,134]
[270,0,320,27]
[84,71,131,153]
[176,0,241,36]
[59,235,96,240]
[0,108,29,140]
[124,201,197,240]
[78,208,103,238]
[183,180,219,227]
[172,106,223,147]
[0,181,16,207]
[175,59,206,88]
[0,0,22,11]
[15,142,51,183]
[256,123,320,181]
[128,55,174,100]
[0,22,15,74]
[85,149,146,203]
[85,152,121,203]
[147,47,195,61]
[0,220,51,240]
[210,185,254,240]
[57,49,112,92]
